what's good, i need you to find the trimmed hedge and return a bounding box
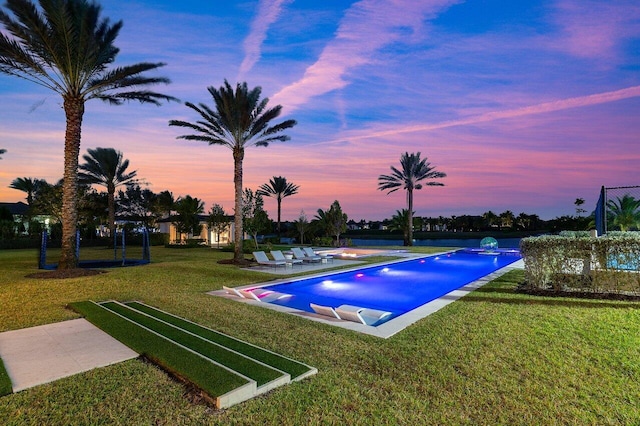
[520,233,640,295]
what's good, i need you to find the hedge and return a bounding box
[520,233,640,295]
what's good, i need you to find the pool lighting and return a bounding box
[356,273,364,278]
[382,267,389,272]
[322,280,333,285]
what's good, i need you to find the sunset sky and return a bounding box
[1,0,639,221]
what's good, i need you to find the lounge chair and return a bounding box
[253,251,286,269]
[271,250,303,267]
[291,247,321,263]
[335,304,392,326]
[222,285,244,298]
[240,288,292,302]
[310,303,341,319]
[304,247,333,263]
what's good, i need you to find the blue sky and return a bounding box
[1,0,639,221]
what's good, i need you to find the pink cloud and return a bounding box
[551,0,640,61]
[237,0,293,80]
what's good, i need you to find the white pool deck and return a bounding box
[211,252,525,339]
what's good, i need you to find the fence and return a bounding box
[595,185,640,235]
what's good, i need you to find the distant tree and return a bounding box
[79,147,137,238]
[324,200,348,246]
[0,0,175,268]
[378,152,446,246]
[117,184,159,230]
[0,148,5,159]
[173,195,204,241]
[607,194,640,231]
[207,204,229,248]
[389,209,413,245]
[32,179,63,223]
[482,211,499,230]
[499,210,515,230]
[575,198,587,217]
[242,189,270,249]
[156,190,175,218]
[257,176,299,239]
[294,210,308,245]
[169,80,296,263]
[9,177,46,208]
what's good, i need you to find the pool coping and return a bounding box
[208,251,524,339]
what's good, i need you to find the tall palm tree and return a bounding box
[78,147,137,238]
[169,80,296,263]
[378,152,446,246]
[257,176,299,239]
[0,0,174,269]
[607,194,640,231]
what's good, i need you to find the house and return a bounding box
[157,214,235,246]
[0,202,54,234]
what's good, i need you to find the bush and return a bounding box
[221,239,261,254]
[312,237,333,247]
[521,233,640,295]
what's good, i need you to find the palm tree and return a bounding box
[78,147,137,238]
[378,152,446,246]
[0,148,5,159]
[257,176,299,239]
[9,177,45,206]
[169,80,296,263]
[607,194,640,231]
[173,195,204,242]
[389,209,413,246]
[0,0,174,269]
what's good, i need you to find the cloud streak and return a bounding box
[237,0,292,80]
[272,0,458,111]
[314,85,640,145]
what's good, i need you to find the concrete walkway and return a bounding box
[0,318,138,392]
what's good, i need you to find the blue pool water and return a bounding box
[262,249,521,324]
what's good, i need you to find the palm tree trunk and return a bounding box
[407,189,414,246]
[277,197,282,239]
[108,183,116,239]
[58,97,84,269]
[233,147,244,262]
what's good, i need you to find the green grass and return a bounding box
[97,301,284,387]
[1,246,639,425]
[124,301,314,380]
[69,301,249,398]
[0,357,11,397]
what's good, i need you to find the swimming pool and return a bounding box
[261,249,521,325]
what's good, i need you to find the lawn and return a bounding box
[1,247,639,425]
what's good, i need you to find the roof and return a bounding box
[0,202,29,216]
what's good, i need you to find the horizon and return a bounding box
[1,0,638,222]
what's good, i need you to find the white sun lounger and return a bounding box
[240,288,292,302]
[304,247,333,263]
[271,250,303,267]
[292,247,321,263]
[222,285,244,298]
[335,305,392,326]
[253,251,286,268]
[310,303,341,319]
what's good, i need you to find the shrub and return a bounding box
[521,233,640,295]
